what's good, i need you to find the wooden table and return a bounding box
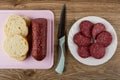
[0,0,120,80]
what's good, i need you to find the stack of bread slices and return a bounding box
[3,15,30,61]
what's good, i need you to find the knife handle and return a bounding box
[55,36,65,74]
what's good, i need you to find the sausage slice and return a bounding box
[92,23,106,39]
[90,43,105,59]
[80,20,94,38]
[73,32,91,47]
[96,31,112,47]
[78,47,90,58]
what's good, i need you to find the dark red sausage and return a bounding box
[90,43,105,59]
[80,20,94,38]
[96,31,112,47]
[78,47,90,58]
[73,32,91,47]
[92,23,106,39]
[31,18,47,61]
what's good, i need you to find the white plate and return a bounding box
[68,16,117,66]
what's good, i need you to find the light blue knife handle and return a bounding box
[55,36,65,74]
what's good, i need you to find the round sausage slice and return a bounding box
[90,43,105,59]
[80,20,94,38]
[73,32,91,47]
[96,31,112,47]
[78,47,90,58]
[92,23,106,39]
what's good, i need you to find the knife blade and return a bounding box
[55,4,66,74]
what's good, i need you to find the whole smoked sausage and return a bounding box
[31,18,47,61]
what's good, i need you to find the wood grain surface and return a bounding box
[0,0,120,80]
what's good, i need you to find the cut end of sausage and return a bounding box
[32,53,46,61]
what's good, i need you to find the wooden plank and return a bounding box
[0,0,120,80]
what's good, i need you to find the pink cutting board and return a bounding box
[0,10,54,69]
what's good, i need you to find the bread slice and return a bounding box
[4,15,28,37]
[22,16,30,27]
[10,55,27,61]
[3,35,29,61]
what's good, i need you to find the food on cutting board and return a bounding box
[3,35,29,61]
[4,15,28,37]
[22,16,31,27]
[73,20,112,59]
[31,18,47,61]
[3,15,48,61]
[3,14,30,61]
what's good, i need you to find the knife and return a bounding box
[55,4,66,74]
